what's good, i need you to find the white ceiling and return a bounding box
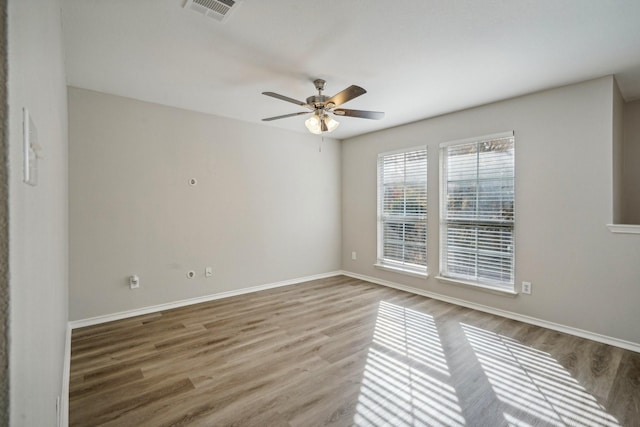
[61,0,640,140]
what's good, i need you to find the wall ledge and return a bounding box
[607,224,640,234]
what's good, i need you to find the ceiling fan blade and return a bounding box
[325,85,367,108]
[333,109,384,120]
[262,111,310,122]
[262,92,311,108]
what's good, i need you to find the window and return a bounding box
[440,132,515,291]
[377,147,428,276]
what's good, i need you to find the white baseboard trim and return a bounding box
[60,323,72,427]
[341,270,640,354]
[69,271,342,330]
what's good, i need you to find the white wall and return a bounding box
[68,88,341,321]
[8,0,69,424]
[342,76,640,345]
[623,99,640,224]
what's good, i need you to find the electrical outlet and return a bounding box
[522,281,532,295]
[351,251,357,260]
[205,267,213,277]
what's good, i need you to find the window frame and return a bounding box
[438,131,515,292]
[376,146,428,277]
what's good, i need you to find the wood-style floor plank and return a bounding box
[69,276,639,426]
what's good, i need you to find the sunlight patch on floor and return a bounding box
[353,301,465,427]
[461,323,620,427]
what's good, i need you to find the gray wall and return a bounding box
[612,79,624,224]
[8,0,69,424]
[623,99,640,224]
[342,76,640,344]
[68,88,341,321]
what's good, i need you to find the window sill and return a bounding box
[374,263,428,279]
[435,276,518,297]
[607,224,640,234]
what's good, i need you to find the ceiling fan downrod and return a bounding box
[307,79,329,111]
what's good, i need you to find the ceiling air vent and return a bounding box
[183,0,241,23]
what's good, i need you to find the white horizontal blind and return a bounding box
[440,134,514,289]
[377,147,427,273]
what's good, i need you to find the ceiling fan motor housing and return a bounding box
[306,95,329,110]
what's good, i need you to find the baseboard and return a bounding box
[341,270,640,354]
[69,271,342,329]
[59,323,72,427]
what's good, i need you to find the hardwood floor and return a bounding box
[69,276,640,426]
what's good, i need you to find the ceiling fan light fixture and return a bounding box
[305,115,322,134]
[305,113,339,134]
[324,115,340,132]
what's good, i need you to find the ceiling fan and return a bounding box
[262,79,384,134]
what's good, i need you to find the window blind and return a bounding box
[377,147,427,273]
[440,133,514,289]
